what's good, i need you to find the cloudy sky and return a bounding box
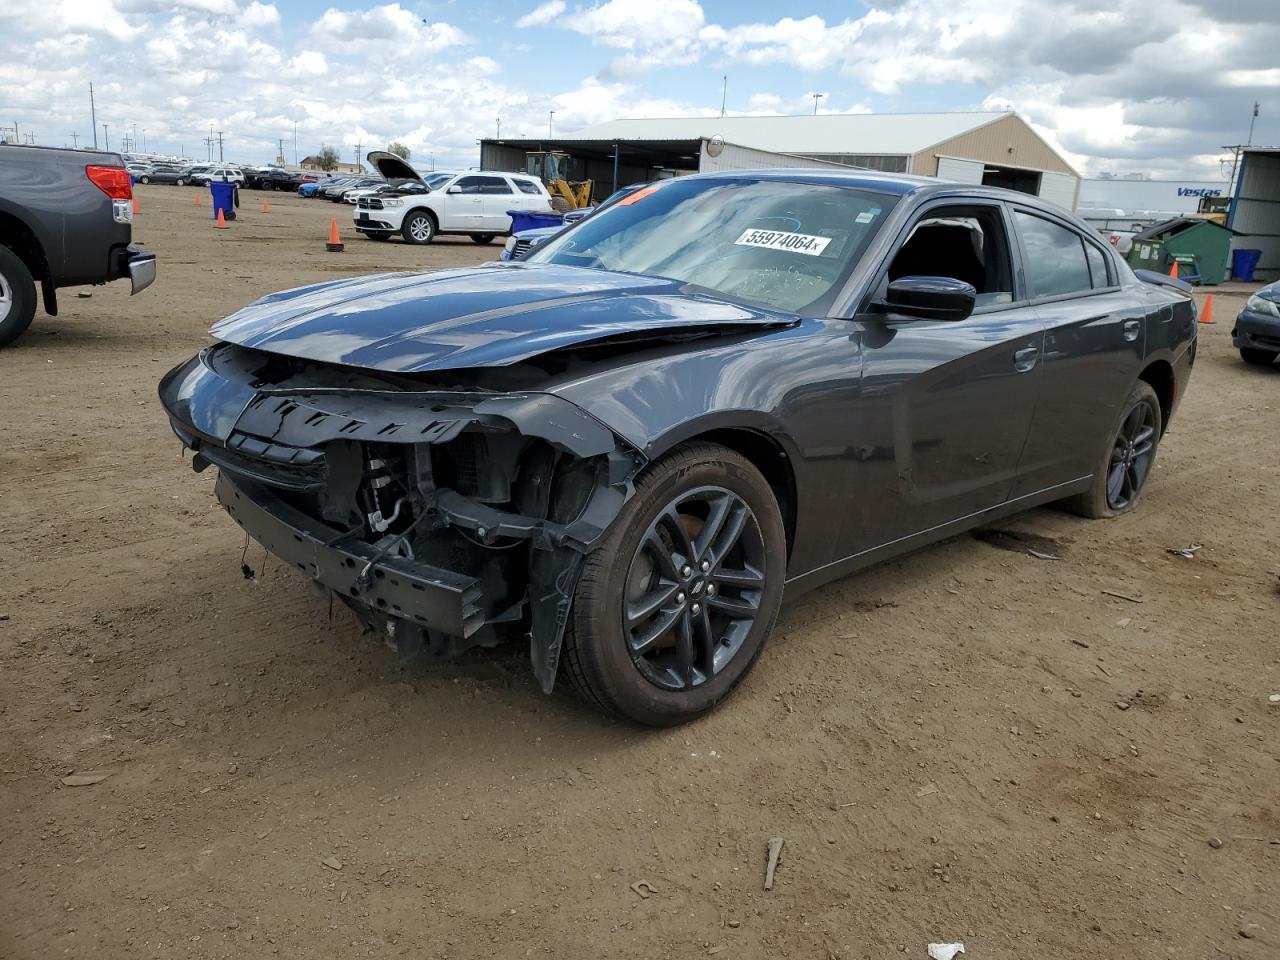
[0,0,1274,179]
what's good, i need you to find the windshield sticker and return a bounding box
[734,228,832,257]
[617,186,661,206]
[855,210,879,224]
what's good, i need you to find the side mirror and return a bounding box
[874,276,976,321]
[446,184,461,194]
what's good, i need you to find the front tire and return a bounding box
[138,175,151,184]
[562,442,786,726]
[0,245,38,348]
[1240,347,1277,366]
[175,178,186,186]
[402,212,436,245]
[1063,380,1162,519]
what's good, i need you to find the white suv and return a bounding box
[354,151,553,245]
[192,166,244,185]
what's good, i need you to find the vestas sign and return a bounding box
[1177,187,1222,197]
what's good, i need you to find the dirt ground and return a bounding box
[1,185,1277,960]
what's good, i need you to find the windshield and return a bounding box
[424,173,453,190]
[527,178,896,314]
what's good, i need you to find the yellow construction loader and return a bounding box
[525,150,592,211]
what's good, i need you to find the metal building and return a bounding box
[1227,147,1280,281]
[479,111,1080,208]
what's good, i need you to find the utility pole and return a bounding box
[496,117,501,139]
[131,123,137,153]
[277,137,285,164]
[548,110,555,138]
[216,130,224,162]
[71,132,79,148]
[720,75,727,117]
[812,92,824,115]
[142,129,146,153]
[102,123,109,151]
[354,139,362,169]
[1248,101,1260,146]
[90,83,98,148]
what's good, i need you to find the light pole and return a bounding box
[496,117,501,139]
[292,120,298,167]
[812,93,824,115]
[102,122,109,150]
[548,110,555,138]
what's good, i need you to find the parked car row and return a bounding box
[132,161,322,190]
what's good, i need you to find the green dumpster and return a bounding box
[1125,217,1238,285]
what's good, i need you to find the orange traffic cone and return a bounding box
[1169,259,1178,279]
[325,217,344,253]
[131,196,140,214]
[1199,294,1215,324]
[195,192,202,207]
[215,208,228,229]
[261,199,270,214]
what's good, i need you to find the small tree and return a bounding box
[315,145,340,171]
[387,141,411,160]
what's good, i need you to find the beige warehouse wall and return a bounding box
[912,115,1078,179]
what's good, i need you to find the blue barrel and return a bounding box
[507,210,563,233]
[1232,248,1262,282]
[209,181,237,222]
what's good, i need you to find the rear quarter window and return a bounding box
[514,179,543,195]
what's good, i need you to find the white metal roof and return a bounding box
[563,112,1012,156]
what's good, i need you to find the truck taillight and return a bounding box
[85,164,133,200]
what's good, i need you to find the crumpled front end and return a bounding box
[159,343,644,691]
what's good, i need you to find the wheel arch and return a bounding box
[1137,359,1175,434]
[646,419,798,562]
[0,209,54,315]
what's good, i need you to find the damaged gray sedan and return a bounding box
[160,171,1196,725]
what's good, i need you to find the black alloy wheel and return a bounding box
[623,486,766,691]
[1105,399,1157,511]
[562,441,786,726]
[1063,380,1162,519]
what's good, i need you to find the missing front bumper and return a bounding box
[217,472,485,639]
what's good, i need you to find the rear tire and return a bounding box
[469,233,496,244]
[175,178,186,186]
[561,442,786,726]
[402,211,436,245]
[138,175,151,184]
[1240,347,1277,366]
[1062,380,1162,519]
[0,245,38,348]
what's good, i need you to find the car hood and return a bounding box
[1255,282,1280,303]
[210,263,794,373]
[367,150,422,184]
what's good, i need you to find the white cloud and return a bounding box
[516,0,565,28]
[309,4,470,53]
[242,1,281,28]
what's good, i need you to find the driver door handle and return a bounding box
[1013,346,1039,373]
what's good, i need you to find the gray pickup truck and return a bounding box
[0,144,157,347]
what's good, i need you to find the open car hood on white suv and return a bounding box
[366,150,422,184]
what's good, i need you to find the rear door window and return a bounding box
[1015,211,1093,299]
[514,179,542,195]
[479,176,513,195]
